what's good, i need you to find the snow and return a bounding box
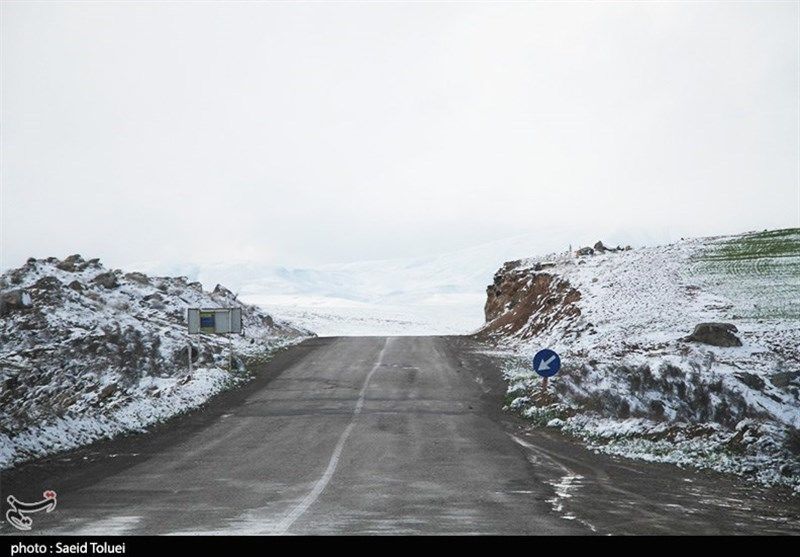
[0,367,232,468]
[490,229,800,492]
[138,226,674,336]
[250,295,482,337]
[0,256,310,470]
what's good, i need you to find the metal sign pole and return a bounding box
[228,309,233,372]
[188,341,193,374]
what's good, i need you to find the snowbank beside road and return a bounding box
[0,367,233,468]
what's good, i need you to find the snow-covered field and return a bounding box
[151,226,673,336]
[483,229,800,492]
[0,255,310,469]
[250,295,482,337]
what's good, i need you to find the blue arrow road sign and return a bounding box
[533,349,561,378]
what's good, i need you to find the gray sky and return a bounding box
[2,1,798,272]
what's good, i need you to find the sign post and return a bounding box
[187,308,243,373]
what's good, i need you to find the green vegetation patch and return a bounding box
[691,228,800,320]
[697,228,800,262]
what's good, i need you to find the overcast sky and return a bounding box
[2,1,798,272]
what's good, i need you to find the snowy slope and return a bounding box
[480,229,800,491]
[0,255,311,469]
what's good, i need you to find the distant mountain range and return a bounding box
[138,226,675,336]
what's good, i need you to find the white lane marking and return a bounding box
[274,338,391,534]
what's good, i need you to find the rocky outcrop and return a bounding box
[480,230,800,494]
[213,284,236,299]
[480,261,581,340]
[0,255,312,469]
[92,271,119,289]
[683,322,743,347]
[0,289,32,317]
[124,271,150,285]
[575,240,628,257]
[56,254,88,272]
[67,280,84,292]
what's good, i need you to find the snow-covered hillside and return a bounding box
[479,229,800,492]
[0,255,311,469]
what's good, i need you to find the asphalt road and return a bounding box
[2,336,798,535]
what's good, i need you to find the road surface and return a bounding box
[2,336,798,534]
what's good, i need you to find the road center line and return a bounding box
[274,338,391,534]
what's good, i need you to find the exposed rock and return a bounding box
[593,241,624,253]
[6,268,25,285]
[143,292,165,309]
[769,371,800,389]
[97,383,117,402]
[735,372,765,391]
[213,284,236,299]
[67,280,85,292]
[779,462,800,477]
[33,276,62,290]
[124,271,150,285]
[56,254,86,272]
[0,289,33,317]
[575,246,594,257]
[187,281,203,292]
[0,254,311,469]
[683,322,742,347]
[481,266,581,340]
[92,271,119,289]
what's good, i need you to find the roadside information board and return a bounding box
[186,308,243,373]
[187,308,242,335]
